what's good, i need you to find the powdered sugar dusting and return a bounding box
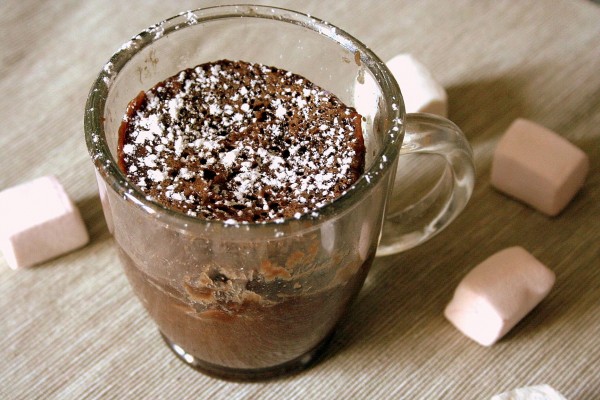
[119,60,364,222]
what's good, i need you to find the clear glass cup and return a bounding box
[84,5,475,380]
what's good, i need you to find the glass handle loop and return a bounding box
[376,113,475,257]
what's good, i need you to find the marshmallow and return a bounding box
[0,176,89,269]
[386,54,448,117]
[491,384,567,400]
[353,70,380,117]
[353,54,447,117]
[444,247,555,346]
[491,118,589,216]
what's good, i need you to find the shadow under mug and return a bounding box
[84,5,475,380]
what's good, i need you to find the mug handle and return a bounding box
[376,113,475,256]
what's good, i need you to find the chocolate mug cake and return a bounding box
[86,5,473,382]
[116,59,372,378]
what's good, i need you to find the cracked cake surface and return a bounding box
[118,59,365,222]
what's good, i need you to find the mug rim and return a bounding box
[84,4,405,231]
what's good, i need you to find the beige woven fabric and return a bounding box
[1,1,599,399]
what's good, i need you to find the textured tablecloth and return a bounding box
[1,1,599,399]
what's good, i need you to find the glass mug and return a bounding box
[84,5,474,380]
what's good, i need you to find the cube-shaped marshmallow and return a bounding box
[444,247,555,346]
[0,176,89,269]
[386,54,448,117]
[353,54,448,117]
[491,118,589,216]
[491,384,567,400]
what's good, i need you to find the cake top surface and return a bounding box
[119,60,364,223]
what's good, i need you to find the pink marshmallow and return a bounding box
[386,54,448,117]
[0,176,89,269]
[491,384,567,400]
[491,118,589,216]
[444,247,555,346]
[353,54,448,118]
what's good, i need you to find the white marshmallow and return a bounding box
[386,54,448,117]
[491,384,567,400]
[491,118,589,216]
[0,176,89,269]
[358,219,373,262]
[352,54,447,117]
[320,220,336,255]
[353,71,379,117]
[444,247,555,346]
